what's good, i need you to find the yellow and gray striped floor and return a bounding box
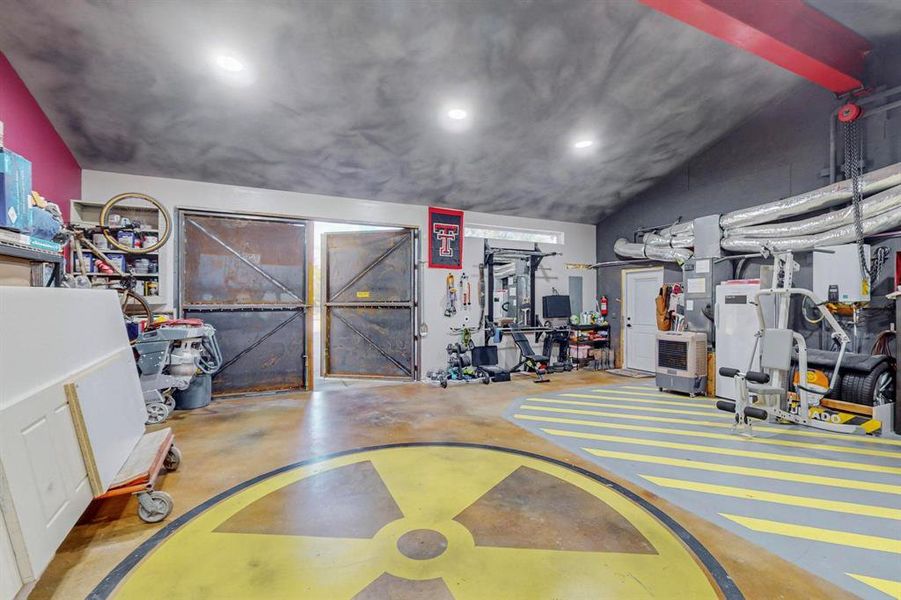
[506,382,901,600]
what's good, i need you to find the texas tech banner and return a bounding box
[428,207,463,269]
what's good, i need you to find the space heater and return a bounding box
[655,331,708,396]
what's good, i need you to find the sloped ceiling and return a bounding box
[0,0,896,222]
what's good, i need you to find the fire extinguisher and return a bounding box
[599,295,608,317]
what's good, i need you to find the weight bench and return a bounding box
[509,324,550,383]
[471,345,511,383]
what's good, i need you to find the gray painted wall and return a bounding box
[597,44,901,359]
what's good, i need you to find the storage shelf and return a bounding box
[84,273,159,278]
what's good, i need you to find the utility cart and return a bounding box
[97,427,181,523]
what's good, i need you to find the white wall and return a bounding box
[82,170,596,377]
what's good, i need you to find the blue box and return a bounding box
[0,149,33,232]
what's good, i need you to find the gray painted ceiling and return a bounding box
[0,0,898,222]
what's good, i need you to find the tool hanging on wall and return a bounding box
[460,272,471,310]
[477,263,486,325]
[444,272,458,317]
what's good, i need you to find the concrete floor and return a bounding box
[33,371,856,599]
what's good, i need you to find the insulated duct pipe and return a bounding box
[720,162,901,229]
[726,184,901,238]
[721,204,901,252]
[643,232,695,247]
[613,238,693,263]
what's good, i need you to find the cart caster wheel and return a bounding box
[145,402,170,425]
[137,491,173,523]
[481,375,490,385]
[440,378,448,389]
[162,391,176,411]
[658,387,664,392]
[164,446,182,471]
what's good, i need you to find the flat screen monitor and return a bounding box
[542,295,571,319]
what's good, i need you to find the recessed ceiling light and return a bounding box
[573,139,594,149]
[447,108,468,120]
[214,54,245,73]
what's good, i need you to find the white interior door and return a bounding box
[624,269,663,372]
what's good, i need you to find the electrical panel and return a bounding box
[813,244,870,303]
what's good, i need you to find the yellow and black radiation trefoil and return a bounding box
[96,444,737,599]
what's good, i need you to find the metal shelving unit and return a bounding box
[0,239,63,286]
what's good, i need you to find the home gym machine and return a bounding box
[482,242,559,381]
[717,251,892,436]
[484,242,558,329]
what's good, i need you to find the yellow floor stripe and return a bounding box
[527,397,717,417]
[514,413,901,459]
[846,573,901,598]
[597,388,717,403]
[540,428,901,476]
[564,393,718,411]
[519,402,901,447]
[552,394,712,416]
[721,514,901,554]
[641,475,901,520]
[584,448,901,496]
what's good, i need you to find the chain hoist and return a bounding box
[838,102,871,293]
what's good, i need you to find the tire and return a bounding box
[100,193,172,254]
[789,366,841,399]
[164,446,182,471]
[137,491,173,523]
[839,362,890,406]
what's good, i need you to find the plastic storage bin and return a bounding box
[0,149,32,232]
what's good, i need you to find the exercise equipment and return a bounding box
[541,326,573,373]
[134,318,222,424]
[471,345,511,382]
[444,273,457,317]
[509,324,550,383]
[484,242,558,331]
[716,251,872,435]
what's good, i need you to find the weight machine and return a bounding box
[717,251,859,435]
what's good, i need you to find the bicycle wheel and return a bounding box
[120,288,154,323]
[100,193,172,254]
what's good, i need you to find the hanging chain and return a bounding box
[842,117,872,283]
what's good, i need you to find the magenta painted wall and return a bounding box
[0,51,80,220]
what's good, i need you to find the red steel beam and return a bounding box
[639,0,871,93]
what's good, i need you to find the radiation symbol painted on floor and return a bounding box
[105,444,728,599]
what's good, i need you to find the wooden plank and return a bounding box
[64,384,104,496]
[820,397,873,416]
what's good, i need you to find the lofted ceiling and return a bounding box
[0,0,898,222]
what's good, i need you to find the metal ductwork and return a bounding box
[613,238,693,263]
[726,185,901,238]
[613,161,901,263]
[719,162,901,230]
[721,204,901,252]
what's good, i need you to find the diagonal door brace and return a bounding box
[188,218,302,301]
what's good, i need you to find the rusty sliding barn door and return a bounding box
[178,211,311,395]
[322,229,416,380]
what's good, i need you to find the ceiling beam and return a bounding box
[639,0,871,93]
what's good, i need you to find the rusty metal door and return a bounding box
[178,211,311,395]
[323,229,416,379]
